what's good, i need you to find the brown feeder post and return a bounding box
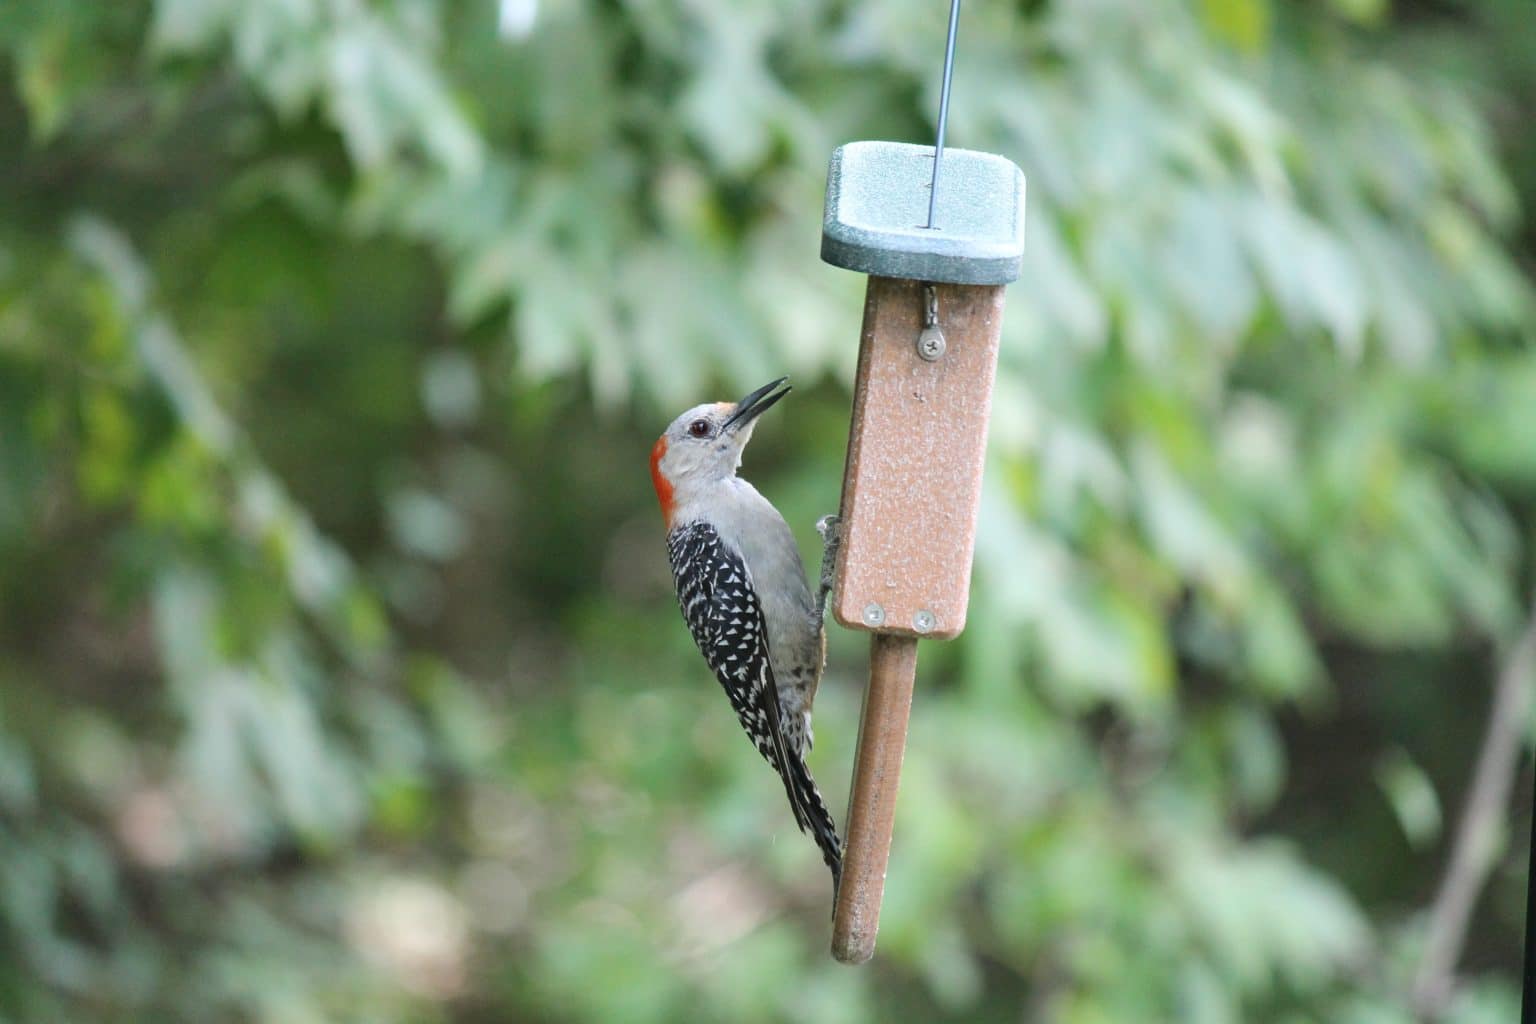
[818,134,1025,960]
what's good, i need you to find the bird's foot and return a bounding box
[815,514,842,615]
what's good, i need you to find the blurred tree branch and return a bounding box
[1412,598,1536,1018]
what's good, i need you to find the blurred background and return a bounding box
[1,0,1534,1020]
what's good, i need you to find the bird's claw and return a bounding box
[815,514,842,614]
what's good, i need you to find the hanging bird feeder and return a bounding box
[819,0,1025,965]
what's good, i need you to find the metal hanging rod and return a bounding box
[925,0,963,230]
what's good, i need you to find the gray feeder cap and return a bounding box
[821,140,1026,286]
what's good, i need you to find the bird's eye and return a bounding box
[688,419,712,438]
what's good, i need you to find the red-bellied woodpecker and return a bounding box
[650,376,843,888]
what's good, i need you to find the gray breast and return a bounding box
[713,480,821,704]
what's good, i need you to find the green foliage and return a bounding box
[0,0,1531,1021]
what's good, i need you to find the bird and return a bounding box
[650,376,843,889]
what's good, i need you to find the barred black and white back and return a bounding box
[666,520,843,886]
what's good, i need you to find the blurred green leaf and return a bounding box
[1375,748,1443,849]
[1198,0,1271,54]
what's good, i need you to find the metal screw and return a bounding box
[862,603,886,627]
[918,283,946,361]
[917,327,946,361]
[913,610,937,634]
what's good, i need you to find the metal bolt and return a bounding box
[917,326,946,361]
[862,603,886,627]
[913,610,936,634]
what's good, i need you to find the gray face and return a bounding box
[654,378,790,497]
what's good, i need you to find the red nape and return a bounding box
[649,436,674,524]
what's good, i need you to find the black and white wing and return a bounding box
[666,520,842,886]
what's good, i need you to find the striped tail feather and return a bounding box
[786,746,843,890]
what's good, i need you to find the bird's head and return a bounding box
[651,376,791,524]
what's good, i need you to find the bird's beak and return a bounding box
[722,376,791,433]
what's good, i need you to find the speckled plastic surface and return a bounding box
[831,277,1005,640]
[821,141,1026,285]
